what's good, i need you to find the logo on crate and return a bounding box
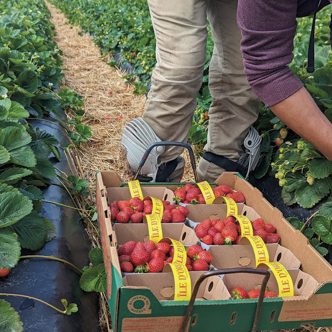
[127,295,152,314]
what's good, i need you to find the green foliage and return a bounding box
[0,230,21,268]
[0,300,23,332]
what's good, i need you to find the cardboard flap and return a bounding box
[101,171,122,187]
[293,270,320,299]
[202,276,230,300]
[273,245,301,270]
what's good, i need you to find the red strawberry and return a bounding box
[129,197,144,212]
[197,194,206,204]
[248,289,261,299]
[264,224,277,233]
[169,246,174,257]
[195,224,208,238]
[162,210,172,223]
[254,228,268,242]
[230,287,248,299]
[118,241,137,255]
[144,240,157,253]
[252,218,265,231]
[201,234,213,245]
[186,264,193,271]
[264,290,278,298]
[110,206,119,221]
[187,245,203,259]
[122,206,134,216]
[171,209,186,223]
[214,220,225,232]
[117,200,130,210]
[120,261,134,272]
[163,200,171,207]
[192,259,209,271]
[116,211,130,223]
[211,219,217,226]
[184,183,196,191]
[225,216,236,224]
[119,255,130,262]
[186,191,199,203]
[220,185,233,194]
[221,226,238,244]
[144,204,153,214]
[213,185,225,197]
[177,205,189,217]
[265,233,280,243]
[165,256,173,264]
[151,249,166,260]
[197,250,213,264]
[208,227,218,237]
[148,258,164,273]
[156,242,171,254]
[130,247,150,266]
[201,219,212,230]
[227,191,246,203]
[213,233,224,245]
[130,212,144,223]
[174,187,186,202]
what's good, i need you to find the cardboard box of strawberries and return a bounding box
[96,171,332,332]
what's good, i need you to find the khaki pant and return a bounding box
[143,0,259,181]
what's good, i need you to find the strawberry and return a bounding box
[193,259,209,271]
[211,219,217,226]
[177,205,189,217]
[230,287,248,299]
[118,241,137,255]
[208,227,218,237]
[187,244,203,259]
[169,246,174,257]
[144,204,153,214]
[184,183,196,191]
[122,206,134,216]
[264,224,277,233]
[162,210,172,223]
[214,220,225,232]
[171,209,186,223]
[165,256,173,264]
[186,264,193,271]
[130,247,150,266]
[119,255,130,262]
[264,290,278,298]
[221,226,238,244]
[265,233,280,243]
[197,250,213,264]
[130,212,144,223]
[110,206,119,221]
[120,261,134,272]
[225,216,236,224]
[201,234,213,245]
[156,242,171,254]
[248,289,261,299]
[174,187,186,202]
[129,197,144,212]
[220,185,233,194]
[144,240,157,253]
[213,185,225,197]
[185,191,199,203]
[227,191,246,203]
[148,257,164,273]
[252,218,265,231]
[201,219,212,229]
[195,224,208,238]
[254,228,268,242]
[116,211,130,223]
[150,249,166,260]
[213,233,224,245]
[117,200,130,210]
[197,194,206,204]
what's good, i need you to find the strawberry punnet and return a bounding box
[230,287,248,299]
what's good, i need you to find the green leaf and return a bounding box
[254,148,273,179]
[0,145,10,164]
[0,300,23,332]
[0,86,8,98]
[0,126,31,151]
[281,187,297,206]
[80,263,107,293]
[0,184,33,228]
[312,215,331,236]
[0,230,21,268]
[0,99,11,111]
[17,70,40,93]
[315,246,329,256]
[12,211,55,251]
[30,128,58,158]
[303,227,314,239]
[308,159,332,179]
[317,201,332,220]
[295,179,330,208]
[10,146,37,168]
[19,184,43,200]
[287,217,303,230]
[283,177,306,193]
[8,101,29,120]
[0,167,32,184]
[89,247,104,265]
[33,159,56,179]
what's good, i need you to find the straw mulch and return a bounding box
[45,2,331,332]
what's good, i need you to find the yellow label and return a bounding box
[128,180,144,200]
[244,235,270,266]
[150,197,164,220]
[259,262,294,297]
[166,262,192,301]
[146,214,163,243]
[163,238,187,265]
[222,196,238,217]
[197,181,215,204]
[236,215,254,237]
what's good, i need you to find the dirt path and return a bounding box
[46,2,145,185]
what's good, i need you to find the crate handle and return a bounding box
[181,267,270,332]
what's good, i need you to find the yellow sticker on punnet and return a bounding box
[243,235,270,266]
[236,215,254,237]
[222,196,238,217]
[151,197,164,220]
[197,181,215,205]
[258,261,294,297]
[146,214,163,243]
[165,262,192,301]
[128,180,144,200]
[162,238,187,265]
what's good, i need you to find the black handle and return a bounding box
[134,141,198,182]
[181,268,270,332]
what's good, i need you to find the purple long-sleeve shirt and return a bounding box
[237,0,331,107]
